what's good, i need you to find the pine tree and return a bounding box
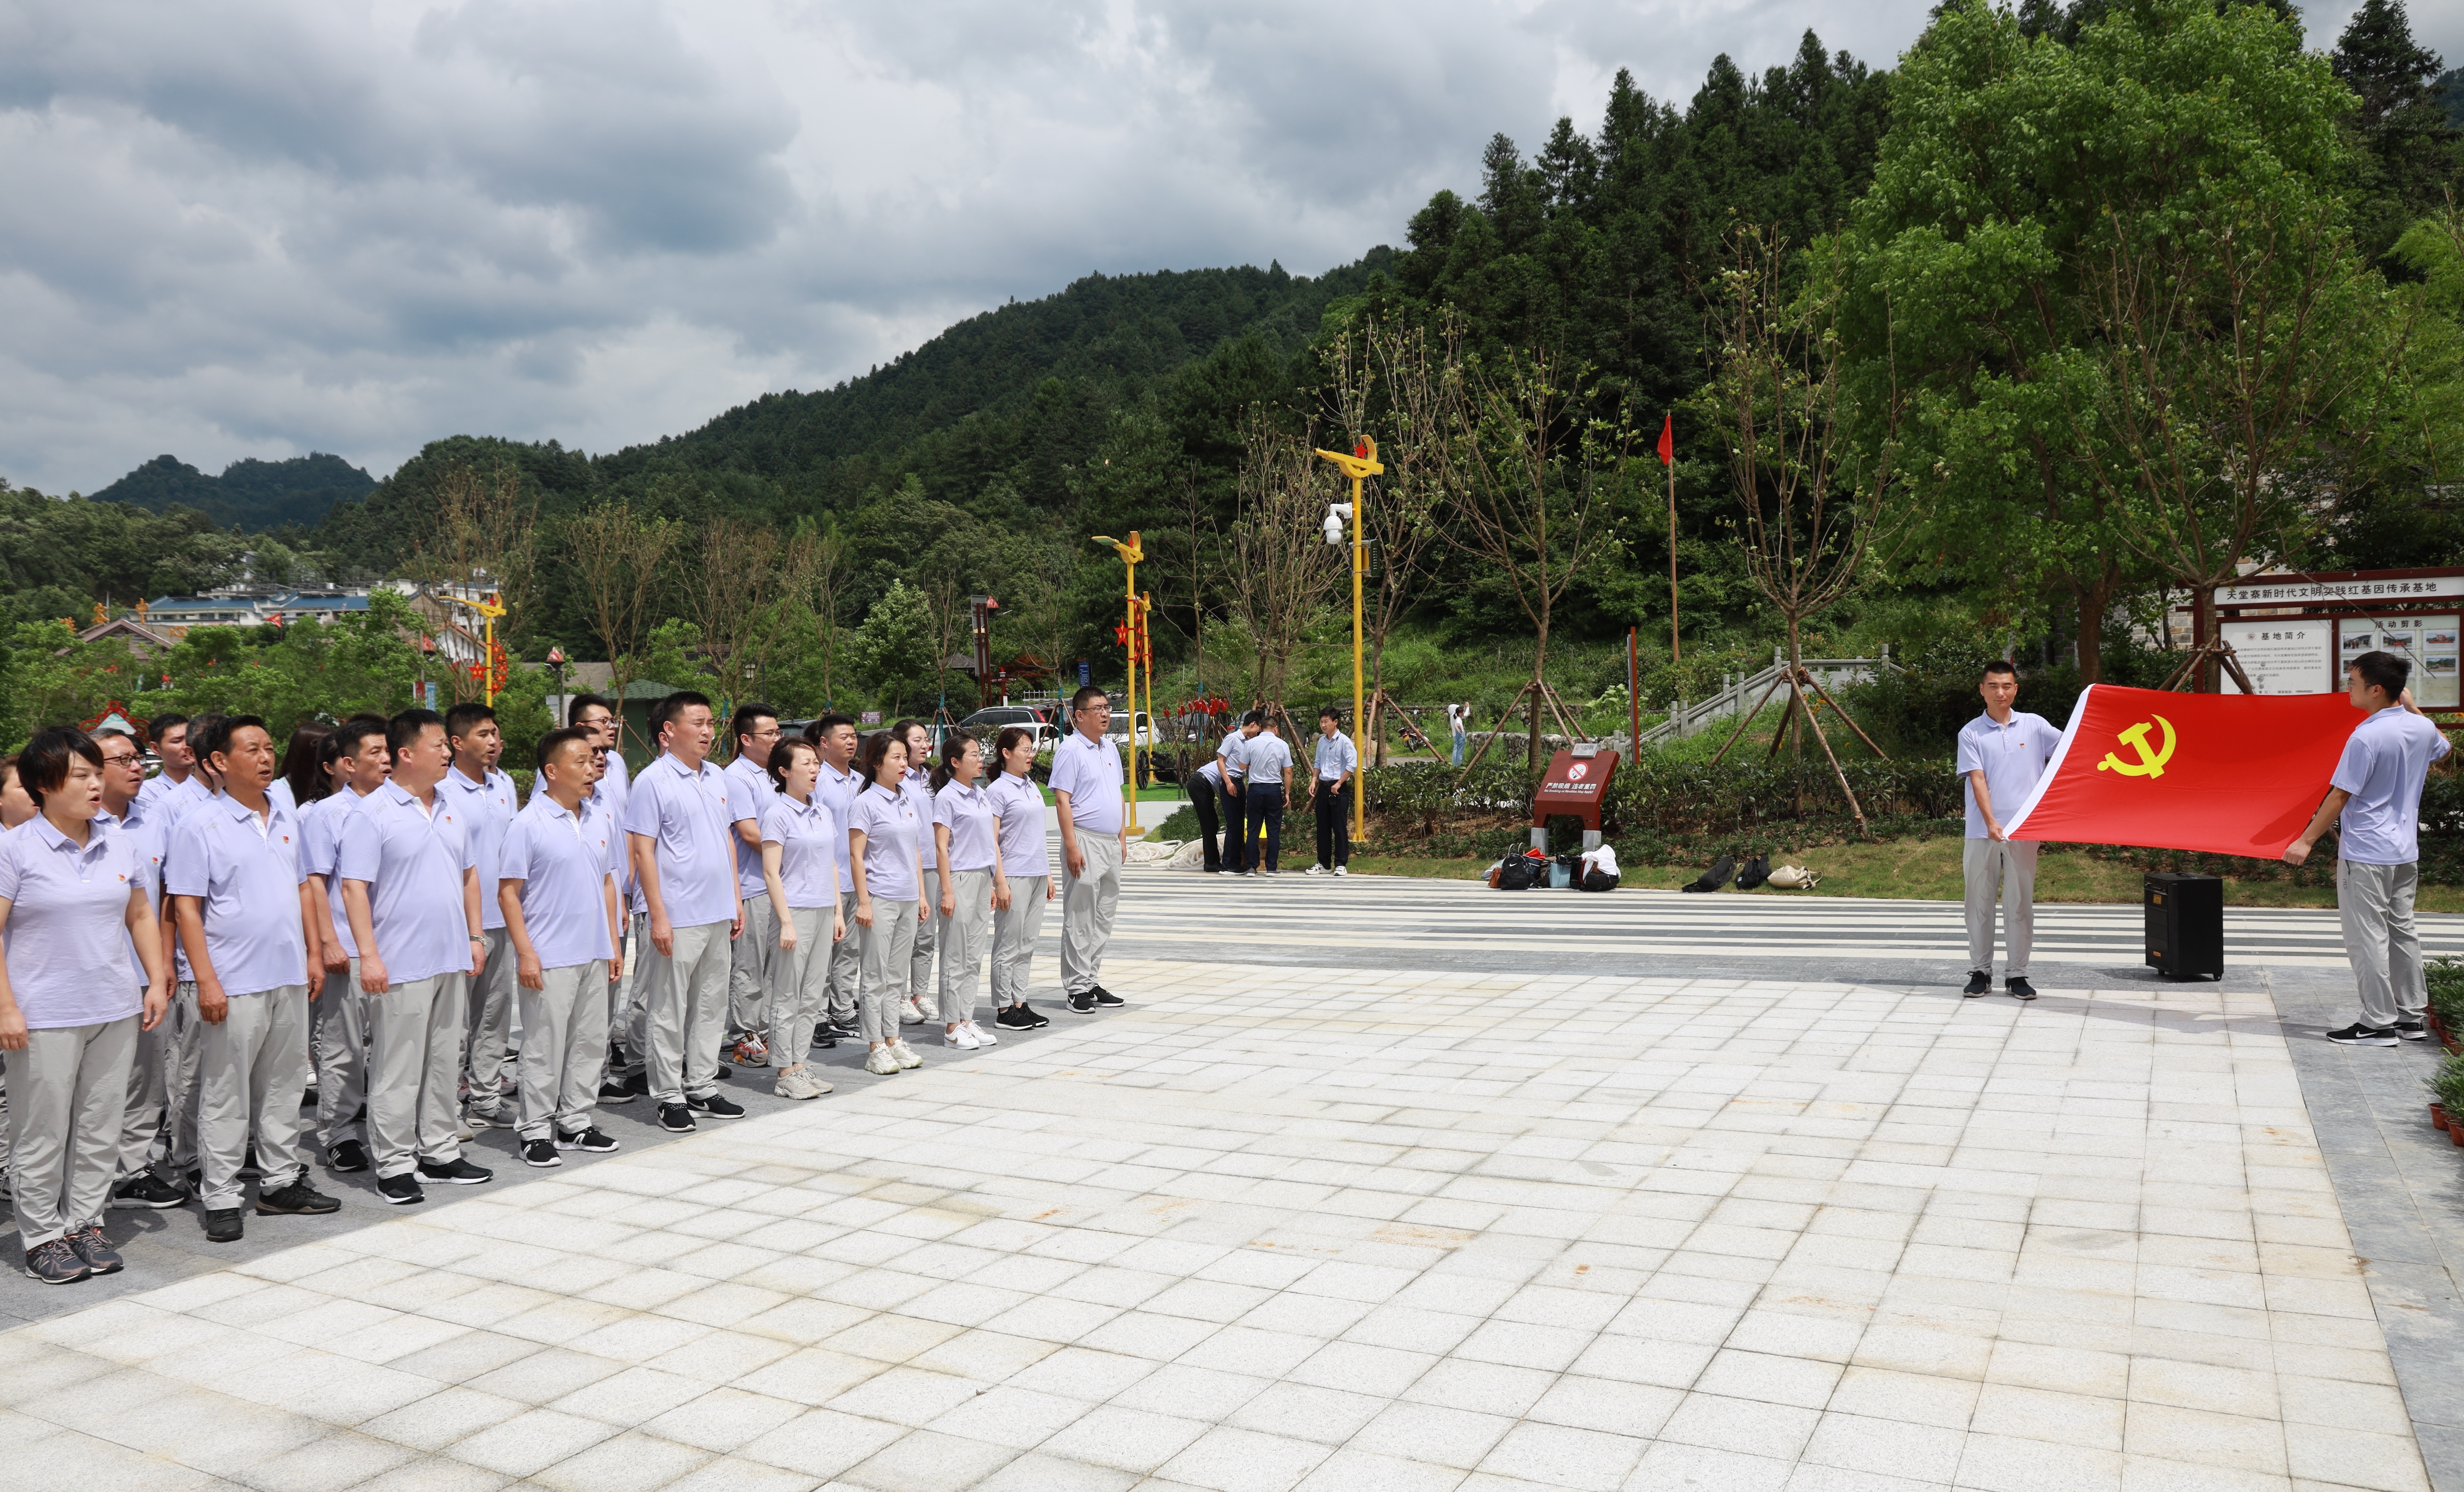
[2332,0,2461,264]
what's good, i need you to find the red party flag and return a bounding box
[1656,413,1674,467]
[2003,684,2363,859]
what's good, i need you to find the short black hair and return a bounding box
[93,726,134,748]
[1242,709,1264,728]
[200,715,269,768]
[650,691,713,741]
[2351,649,2412,700]
[1319,706,1342,724]
[1070,685,1108,714]
[148,713,189,741]
[768,736,819,790]
[732,703,778,746]
[807,712,857,742]
[333,717,388,761]
[534,726,594,775]
[17,728,101,809]
[567,692,616,726]
[444,701,497,742]
[389,708,446,757]
[1981,661,2017,682]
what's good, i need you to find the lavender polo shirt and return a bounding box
[724,753,776,900]
[848,782,923,902]
[499,794,617,968]
[100,795,168,985]
[156,775,217,984]
[299,788,371,958]
[1046,730,1125,836]
[624,753,738,928]
[933,779,998,873]
[338,780,477,986]
[138,771,205,816]
[165,794,309,999]
[1955,710,2062,838]
[0,818,144,1027]
[597,752,633,894]
[985,772,1051,878]
[817,758,861,895]
[439,764,521,931]
[760,793,841,909]
[901,769,942,879]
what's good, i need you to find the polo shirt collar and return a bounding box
[656,752,710,779]
[444,765,488,793]
[29,815,101,855]
[1975,712,2019,731]
[215,791,272,823]
[534,793,582,824]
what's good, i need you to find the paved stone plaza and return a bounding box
[4,877,2456,1492]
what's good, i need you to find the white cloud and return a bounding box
[2,0,1948,495]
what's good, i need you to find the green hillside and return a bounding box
[93,452,375,535]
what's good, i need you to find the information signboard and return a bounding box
[2218,620,2334,695]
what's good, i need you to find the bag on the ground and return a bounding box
[1497,853,1545,890]
[1765,864,1821,889]
[1680,854,1734,894]
[1735,854,1772,891]
[1576,843,1620,892]
[1551,852,1583,889]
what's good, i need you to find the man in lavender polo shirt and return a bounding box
[1048,687,1129,1014]
[499,728,624,1166]
[811,714,863,1042]
[441,703,522,1130]
[1957,661,2062,1003]
[340,709,491,1207]
[626,691,746,1134]
[723,702,782,1065]
[568,695,642,1100]
[166,716,336,1242]
[95,728,188,1210]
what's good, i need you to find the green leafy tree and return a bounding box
[846,579,938,714]
[154,590,427,728]
[2332,0,2459,265]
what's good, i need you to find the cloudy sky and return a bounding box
[0,0,2443,496]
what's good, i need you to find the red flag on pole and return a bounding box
[2004,684,2364,859]
[1656,413,1674,467]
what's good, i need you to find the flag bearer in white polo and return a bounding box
[340,709,492,1206]
[94,727,186,1211]
[167,715,336,1242]
[758,736,843,1100]
[1957,660,2061,1003]
[1047,686,1128,1014]
[626,691,746,1134]
[441,703,521,1132]
[301,718,388,1173]
[986,727,1054,1031]
[810,714,864,1045]
[929,732,1001,1050]
[499,728,624,1165]
[724,703,782,1067]
[0,729,171,1283]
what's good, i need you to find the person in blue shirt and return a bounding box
[1955,662,2061,1002]
[2285,650,2453,1045]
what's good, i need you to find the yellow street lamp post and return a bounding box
[1313,437,1382,843]
[469,592,507,706]
[1089,532,1144,835]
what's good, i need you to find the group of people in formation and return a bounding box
[1185,706,1359,877]
[0,682,1135,1286]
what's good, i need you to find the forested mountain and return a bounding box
[93,452,375,535]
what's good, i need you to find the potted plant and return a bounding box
[2429,959,2464,1055]
[2428,1053,2464,1141]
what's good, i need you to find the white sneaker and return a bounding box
[899,995,928,1025]
[965,1020,998,1047]
[1334,866,1348,877]
[1305,865,1327,876]
[864,1047,902,1075]
[890,1041,924,1070]
[942,1026,981,1050]
[773,1068,825,1100]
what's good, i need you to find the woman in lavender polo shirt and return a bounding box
[847,731,925,1076]
[759,737,845,1102]
[0,729,171,1285]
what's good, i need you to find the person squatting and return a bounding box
[0,684,1133,1285]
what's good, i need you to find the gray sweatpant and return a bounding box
[1963,837,2038,979]
[910,870,941,1012]
[518,961,610,1141]
[198,985,310,1209]
[858,899,919,1047]
[116,1003,170,1180]
[164,982,208,1175]
[642,920,731,1105]
[940,868,994,1023]
[2340,859,2425,1029]
[769,906,836,1069]
[368,973,467,1180]
[728,892,779,1048]
[1060,836,1122,997]
[826,888,862,1026]
[463,928,517,1118]
[991,875,1049,1006]
[10,1017,138,1249]
[313,960,368,1151]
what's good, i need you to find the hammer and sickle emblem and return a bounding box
[2096,715,2176,778]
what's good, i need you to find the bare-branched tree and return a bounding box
[566,500,678,735]
[411,464,536,703]
[1228,413,1344,718]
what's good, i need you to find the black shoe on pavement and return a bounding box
[111,1173,189,1209]
[2006,977,2038,1002]
[67,1227,122,1275]
[1091,987,1124,1008]
[598,1079,637,1104]
[2326,1022,2402,1046]
[416,1157,493,1186]
[377,1173,425,1206]
[1961,970,1991,997]
[714,1063,733,1080]
[1019,1003,1050,1028]
[238,1145,263,1182]
[657,1103,696,1133]
[203,1208,244,1243]
[256,1179,341,1215]
[556,1127,619,1153]
[1068,992,1095,1013]
[522,1139,562,1168]
[623,1069,651,1098]
[688,1093,746,1119]
[2398,1020,2429,1041]
[327,1140,370,1173]
[996,1005,1037,1030]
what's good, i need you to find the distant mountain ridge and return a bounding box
[94,452,375,533]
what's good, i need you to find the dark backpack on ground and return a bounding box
[1580,868,1620,892]
[1735,855,1772,891]
[1497,855,1544,890]
[1681,855,1734,893]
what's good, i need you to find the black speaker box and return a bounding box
[2145,872,2224,980]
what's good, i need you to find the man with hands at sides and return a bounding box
[498,728,624,1166]
[626,692,746,1135]
[339,710,491,1207]
[1046,686,1129,1014]
[1956,661,2059,1004]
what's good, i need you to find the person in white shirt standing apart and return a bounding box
[722,703,783,1068]
[2285,649,2453,1045]
[1047,687,1129,1014]
[439,704,522,1133]
[1309,706,1358,877]
[1956,661,2061,1003]
[498,727,625,1164]
[625,691,746,1134]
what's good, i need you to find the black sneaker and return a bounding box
[826,1018,859,1039]
[714,1063,733,1080]
[1961,970,1991,996]
[327,1140,370,1173]
[2006,978,2038,1002]
[416,1157,493,1186]
[688,1093,746,1120]
[1018,1003,1050,1029]
[995,1005,1037,1030]
[67,1227,122,1276]
[376,1173,425,1206]
[256,1179,341,1215]
[2397,1020,2429,1041]
[1069,992,1095,1013]
[521,1139,562,1168]
[1091,987,1124,1008]
[657,1103,696,1133]
[111,1173,189,1209]
[622,1069,651,1098]
[2326,1022,2401,1046]
[23,1239,87,1284]
[556,1127,619,1153]
[607,1042,627,1068]
[597,1078,637,1104]
[238,1145,262,1182]
[811,1032,838,1049]
[203,1208,244,1243]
